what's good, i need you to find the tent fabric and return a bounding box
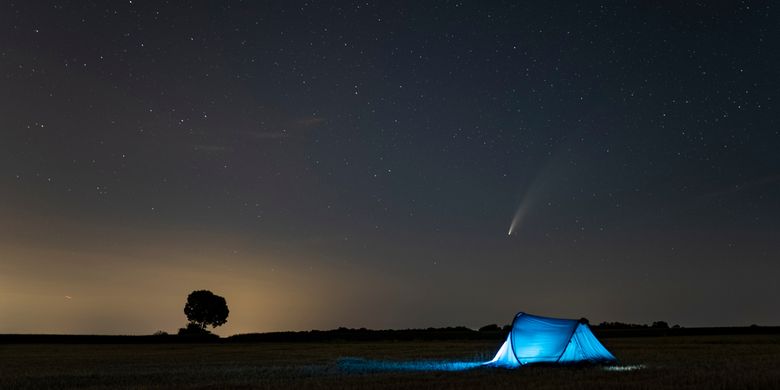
[486,312,616,367]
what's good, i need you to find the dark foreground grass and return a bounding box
[2,335,779,389]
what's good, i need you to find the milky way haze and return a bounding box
[1,2,778,335]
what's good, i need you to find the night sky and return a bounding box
[1,1,778,335]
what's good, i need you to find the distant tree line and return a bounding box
[594,321,680,329]
[476,320,680,332]
[228,326,498,343]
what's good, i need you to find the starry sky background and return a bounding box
[1,1,778,335]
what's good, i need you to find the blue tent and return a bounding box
[486,312,617,367]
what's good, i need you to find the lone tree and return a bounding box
[183,290,229,332]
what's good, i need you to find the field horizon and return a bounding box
[3,323,779,342]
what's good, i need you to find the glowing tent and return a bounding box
[486,312,617,367]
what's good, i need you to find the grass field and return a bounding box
[2,335,779,389]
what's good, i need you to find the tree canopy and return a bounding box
[183,290,229,331]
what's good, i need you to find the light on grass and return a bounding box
[603,364,646,372]
[339,358,484,372]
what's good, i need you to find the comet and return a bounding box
[507,172,547,236]
[506,151,560,237]
[507,200,530,236]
